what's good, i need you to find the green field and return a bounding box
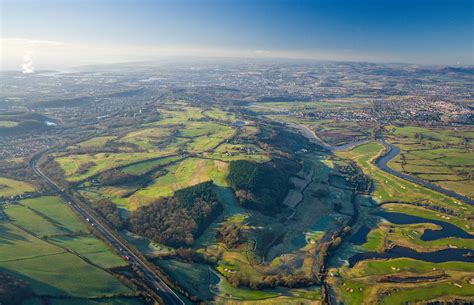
[379,280,474,305]
[203,108,238,122]
[56,151,174,182]
[385,125,474,199]
[329,140,474,305]
[128,158,229,209]
[0,120,19,127]
[121,230,173,258]
[0,194,135,301]
[346,258,474,277]
[20,196,89,233]
[0,223,131,298]
[5,204,67,237]
[0,177,36,197]
[120,155,181,175]
[74,136,117,149]
[49,235,127,268]
[339,142,472,217]
[54,107,236,183]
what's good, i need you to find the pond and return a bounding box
[349,246,473,267]
[349,225,371,245]
[378,212,474,241]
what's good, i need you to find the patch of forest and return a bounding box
[227,158,300,213]
[128,181,222,247]
[0,272,33,305]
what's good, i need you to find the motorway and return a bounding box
[30,155,185,305]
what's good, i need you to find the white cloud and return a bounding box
[22,51,35,73]
[253,49,272,55]
[2,38,65,46]
[0,37,414,71]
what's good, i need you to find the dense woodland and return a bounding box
[227,158,300,213]
[0,272,33,305]
[216,222,244,248]
[89,198,126,229]
[97,170,139,186]
[258,124,314,154]
[128,181,222,247]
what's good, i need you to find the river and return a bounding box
[376,142,474,206]
[349,246,473,267]
[295,124,474,206]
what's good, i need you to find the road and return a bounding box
[30,155,185,305]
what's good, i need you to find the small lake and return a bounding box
[349,246,473,267]
[378,212,474,241]
[349,225,371,245]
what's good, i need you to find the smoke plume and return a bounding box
[22,52,35,74]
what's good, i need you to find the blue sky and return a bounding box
[1,0,473,69]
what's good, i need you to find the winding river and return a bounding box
[296,124,474,264]
[296,124,473,206]
[377,212,474,241]
[376,142,474,206]
[349,246,473,267]
[294,124,370,151]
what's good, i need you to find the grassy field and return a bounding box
[121,230,173,258]
[21,196,89,233]
[49,235,127,268]
[203,108,238,123]
[0,223,132,298]
[74,136,117,149]
[56,151,174,182]
[0,120,19,127]
[0,193,135,300]
[54,106,236,182]
[120,155,181,175]
[338,143,472,216]
[329,140,474,305]
[345,258,474,277]
[206,143,270,162]
[155,259,217,301]
[0,177,36,197]
[128,158,229,209]
[378,280,474,305]
[5,204,68,237]
[384,125,474,199]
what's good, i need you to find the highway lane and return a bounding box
[30,155,185,305]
